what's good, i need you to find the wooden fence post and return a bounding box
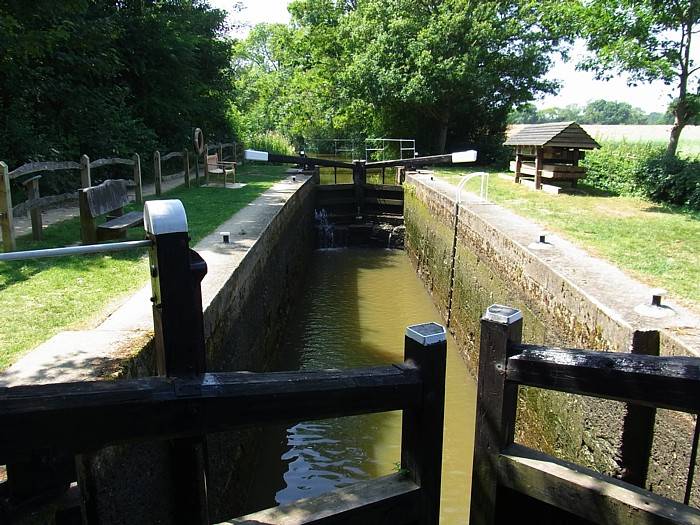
[80,154,91,188]
[514,147,523,184]
[133,153,143,204]
[204,146,210,186]
[154,150,162,196]
[183,149,190,188]
[0,162,16,251]
[470,305,523,525]
[145,200,209,524]
[401,322,447,525]
[23,176,43,240]
[620,330,660,487]
[534,147,543,190]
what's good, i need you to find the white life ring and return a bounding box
[193,128,205,154]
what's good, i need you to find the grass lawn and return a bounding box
[433,167,700,308]
[0,164,288,370]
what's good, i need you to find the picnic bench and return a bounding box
[505,122,600,192]
[204,153,236,186]
[79,179,143,244]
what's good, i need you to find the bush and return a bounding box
[245,132,295,157]
[582,141,700,210]
[582,141,662,195]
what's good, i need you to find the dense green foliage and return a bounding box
[509,100,673,125]
[574,0,699,156]
[0,0,233,178]
[231,0,571,159]
[583,142,700,209]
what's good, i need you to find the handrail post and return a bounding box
[133,153,143,204]
[470,305,523,525]
[401,322,447,525]
[80,154,91,188]
[154,150,162,196]
[145,199,209,523]
[0,162,16,251]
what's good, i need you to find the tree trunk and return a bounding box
[667,118,684,157]
[436,109,450,154]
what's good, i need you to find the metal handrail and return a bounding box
[0,239,152,262]
[456,171,489,203]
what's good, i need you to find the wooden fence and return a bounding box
[0,201,446,524]
[470,305,700,525]
[0,139,238,252]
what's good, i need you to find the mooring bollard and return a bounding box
[144,199,209,524]
[470,305,523,525]
[401,322,447,525]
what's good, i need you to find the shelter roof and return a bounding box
[505,122,600,149]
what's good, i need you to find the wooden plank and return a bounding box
[8,161,80,180]
[506,344,700,413]
[0,162,16,251]
[82,180,130,217]
[363,198,404,206]
[0,366,421,463]
[317,197,356,206]
[78,189,97,245]
[364,183,403,192]
[98,211,143,231]
[225,474,421,525]
[161,151,183,162]
[89,157,134,169]
[470,308,523,525]
[317,184,356,192]
[498,444,700,525]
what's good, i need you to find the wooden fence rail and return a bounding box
[0,198,446,525]
[470,304,700,525]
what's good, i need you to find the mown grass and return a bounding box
[433,167,700,307]
[0,164,288,370]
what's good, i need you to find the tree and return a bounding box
[580,100,647,125]
[337,0,570,154]
[0,0,234,183]
[577,0,699,156]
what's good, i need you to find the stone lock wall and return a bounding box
[403,176,699,505]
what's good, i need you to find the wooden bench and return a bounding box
[79,179,143,244]
[204,153,236,186]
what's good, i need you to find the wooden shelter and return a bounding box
[505,122,599,190]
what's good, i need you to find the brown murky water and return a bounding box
[247,248,476,523]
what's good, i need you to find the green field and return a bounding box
[434,167,700,308]
[0,165,288,370]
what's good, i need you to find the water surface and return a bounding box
[247,248,475,523]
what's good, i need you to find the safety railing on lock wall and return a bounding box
[471,304,700,525]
